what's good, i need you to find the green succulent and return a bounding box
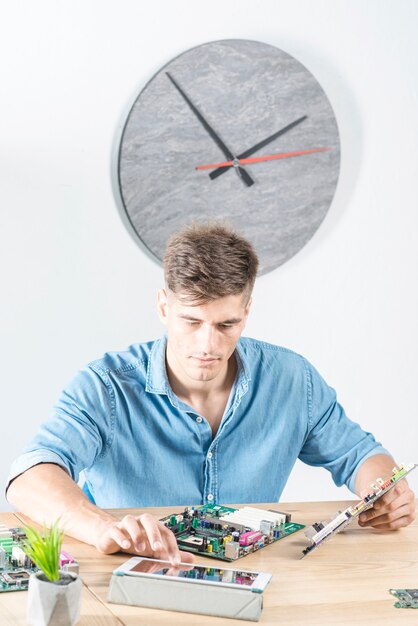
[21,520,64,582]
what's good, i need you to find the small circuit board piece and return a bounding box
[160,504,304,561]
[302,463,417,558]
[0,525,79,592]
[390,589,418,609]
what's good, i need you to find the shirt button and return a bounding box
[207,452,213,459]
[207,493,214,502]
[196,416,203,423]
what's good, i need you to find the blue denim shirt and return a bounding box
[7,336,388,507]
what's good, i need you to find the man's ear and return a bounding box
[157,289,168,325]
[244,296,253,319]
[240,296,252,332]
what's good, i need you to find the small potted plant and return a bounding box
[22,520,82,626]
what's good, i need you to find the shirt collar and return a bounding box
[146,335,170,394]
[145,335,251,396]
[234,340,251,399]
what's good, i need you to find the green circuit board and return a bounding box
[390,589,418,609]
[160,504,304,561]
[0,525,79,593]
[0,526,36,592]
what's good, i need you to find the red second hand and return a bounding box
[195,147,330,170]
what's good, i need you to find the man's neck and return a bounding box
[165,349,237,405]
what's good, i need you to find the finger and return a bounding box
[359,498,412,525]
[360,480,403,508]
[137,514,173,559]
[160,525,185,564]
[365,511,416,530]
[374,480,409,509]
[153,523,194,565]
[117,515,147,552]
[178,550,195,564]
[106,525,132,550]
[373,487,414,516]
[359,502,415,528]
[360,487,415,524]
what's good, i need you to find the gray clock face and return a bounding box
[116,39,340,275]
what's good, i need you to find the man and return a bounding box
[6,223,416,565]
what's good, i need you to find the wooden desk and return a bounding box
[1,501,417,625]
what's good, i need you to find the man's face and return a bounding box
[158,290,251,384]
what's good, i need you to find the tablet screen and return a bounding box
[129,559,259,587]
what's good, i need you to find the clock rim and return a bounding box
[111,38,340,272]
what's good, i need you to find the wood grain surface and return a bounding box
[2,500,417,625]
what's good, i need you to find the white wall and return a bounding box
[1,0,417,510]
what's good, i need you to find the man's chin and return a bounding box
[185,366,220,382]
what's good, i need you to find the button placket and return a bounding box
[204,443,218,504]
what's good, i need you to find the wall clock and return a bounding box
[114,39,340,275]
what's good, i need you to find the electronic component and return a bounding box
[0,525,79,592]
[390,588,418,609]
[302,463,417,557]
[59,550,79,575]
[160,504,304,561]
[109,556,273,621]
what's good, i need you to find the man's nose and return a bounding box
[198,324,217,354]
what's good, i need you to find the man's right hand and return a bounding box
[6,464,195,565]
[96,513,195,565]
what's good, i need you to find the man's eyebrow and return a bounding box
[218,318,242,324]
[178,314,242,324]
[177,314,200,321]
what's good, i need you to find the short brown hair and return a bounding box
[164,222,259,304]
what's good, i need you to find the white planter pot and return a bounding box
[27,570,82,626]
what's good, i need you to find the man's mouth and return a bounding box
[190,356,220,364]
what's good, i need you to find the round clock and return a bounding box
[115,39,340,275]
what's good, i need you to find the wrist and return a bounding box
[355,454,395,496]
[61,498,118,547]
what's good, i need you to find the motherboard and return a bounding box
[390,588,418,609]
[0,525,78,592]
[302,463,417,557]
[160,504,304,561]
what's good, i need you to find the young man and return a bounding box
[6,223,416,565]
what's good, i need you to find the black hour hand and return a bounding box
[166,72,254,187]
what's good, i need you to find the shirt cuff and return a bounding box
[346,446,392,494]
[5,450,72,497]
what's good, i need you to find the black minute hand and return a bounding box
[209,115,308,180]
[166,72,254,187]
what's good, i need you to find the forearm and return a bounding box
[354,453,397,496]
[6,463,116,547]
[7,462,191,562]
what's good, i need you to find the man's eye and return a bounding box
[219,324,233,329]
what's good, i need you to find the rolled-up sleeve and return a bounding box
[299,361,390,493]
[6,364,114,490]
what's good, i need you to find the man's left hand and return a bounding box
[358,479,416,530]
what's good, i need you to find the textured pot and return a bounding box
[27,570,82,626]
